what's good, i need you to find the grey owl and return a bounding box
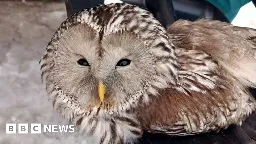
[39,3,256,144]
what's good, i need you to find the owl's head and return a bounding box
[40,3,178,119]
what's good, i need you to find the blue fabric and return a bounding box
[206,0,251,22]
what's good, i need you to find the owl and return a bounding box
[39,3,256,144]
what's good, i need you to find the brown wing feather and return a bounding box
[136,19,256,136]
[137,59,254,135]
[168,19,256,86]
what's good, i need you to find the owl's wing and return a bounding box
[168,19,256,87]
[136,19,256,143]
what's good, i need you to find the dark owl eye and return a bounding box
[116,59,131,67]
[77,59,90,66]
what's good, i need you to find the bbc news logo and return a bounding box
[6,123,75,134]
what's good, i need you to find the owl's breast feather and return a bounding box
[77,109,142,143]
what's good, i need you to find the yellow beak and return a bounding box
[98,81,105,102]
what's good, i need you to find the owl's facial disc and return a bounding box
[46,22,156,113]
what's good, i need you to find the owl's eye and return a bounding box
[116,59,131,67]
[77,59,90,66]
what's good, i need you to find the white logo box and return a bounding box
[6,123,42,134]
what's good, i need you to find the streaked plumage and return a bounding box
[39,3,256,144]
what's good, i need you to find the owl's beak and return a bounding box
[98,81,105,102]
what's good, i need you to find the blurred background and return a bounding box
[0,0,255,144]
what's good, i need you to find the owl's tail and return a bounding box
[168,19,256,87]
